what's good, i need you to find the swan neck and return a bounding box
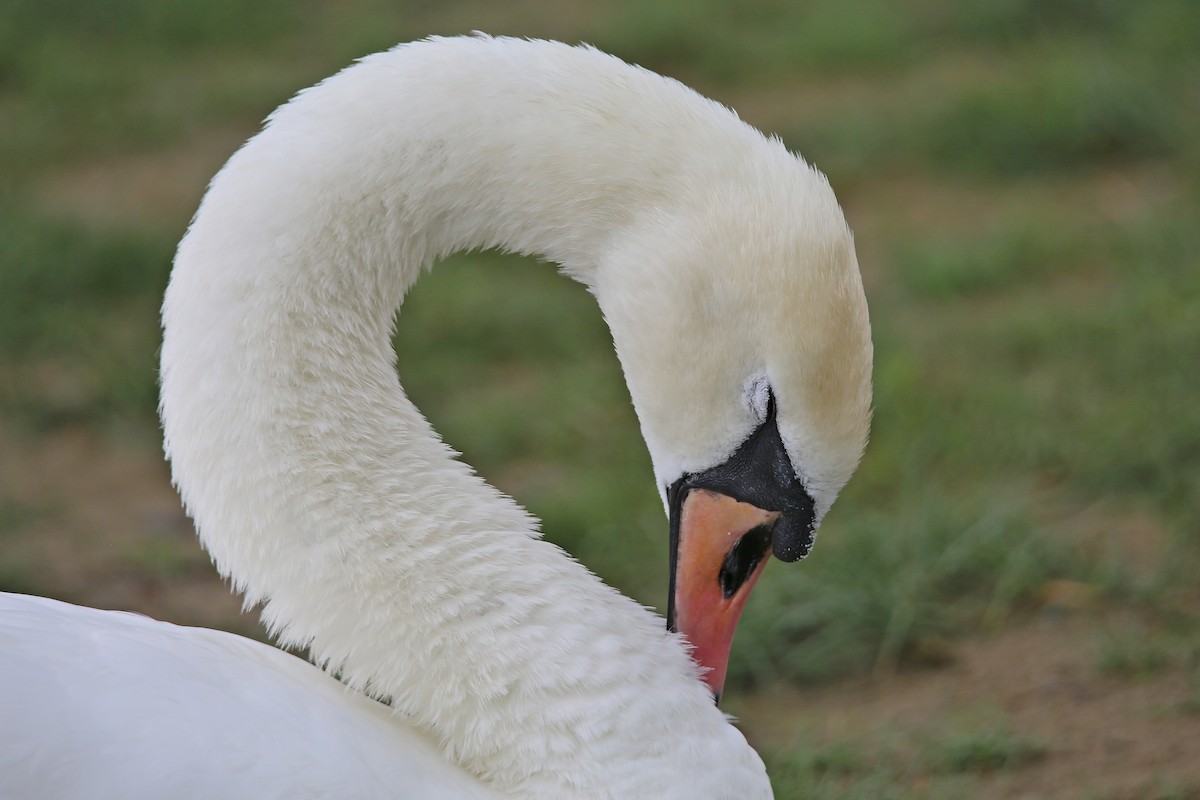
[160,38,770,798]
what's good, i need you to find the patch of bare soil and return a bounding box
[0,424,258,636]
[35,126,258,233]
[736,617,1200,799]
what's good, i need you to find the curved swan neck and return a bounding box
[162,37,771,798]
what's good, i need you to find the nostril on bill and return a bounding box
[717,523,773,598]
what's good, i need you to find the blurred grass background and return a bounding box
[2,1,1198,797]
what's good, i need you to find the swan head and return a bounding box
[591,140,872,699]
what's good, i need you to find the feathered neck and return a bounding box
[161,36,776,798]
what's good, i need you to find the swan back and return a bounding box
[0,593,498,799]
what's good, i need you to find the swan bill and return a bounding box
[669,488,776,700]
[665,395,818,700]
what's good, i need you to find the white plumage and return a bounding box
[0,36,871,798]
[2,595,496,798]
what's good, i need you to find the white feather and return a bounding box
[0,35,872,799]
[0,593,496,799]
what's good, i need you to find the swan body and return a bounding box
[2,593,497,799]
[0,35,871,798]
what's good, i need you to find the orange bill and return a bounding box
[671,488,778,700]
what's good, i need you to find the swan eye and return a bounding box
[746,376,773,423]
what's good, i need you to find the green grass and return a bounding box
[1096,623,1174,679]
[597,0,920,83]
[1,0,1197,714]
[0,203,169,428]
[920,724,1046,774]
[116,535,213,579]
[777,0,1200,184]
[1094,615,1200,689]
[0,498,49,595]
[762,718,1046,798]
[730,486,1070,684]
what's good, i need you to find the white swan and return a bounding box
[0,36,872,799]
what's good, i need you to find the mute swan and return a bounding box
[0,36,871,798]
